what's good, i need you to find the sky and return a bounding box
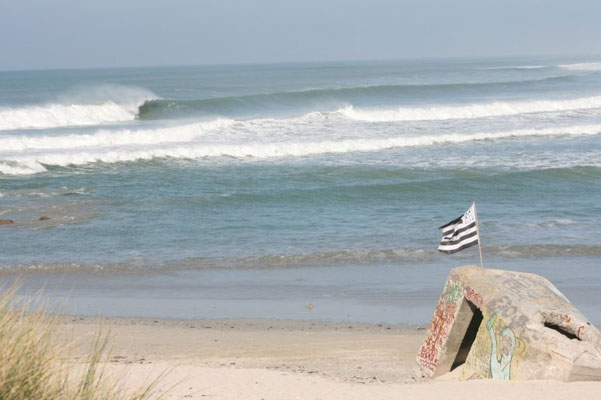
[1,0,601,71]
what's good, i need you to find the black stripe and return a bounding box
[441,221,477,240]
[439,229,478,246]
[441,226,455,236]
[438,215,462,231]
[438,239,479,254]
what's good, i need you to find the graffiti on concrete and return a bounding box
[419,266,601,381]
[463,285,483,309]
[461,308,525,381]
[417,279,463,371]
[487,314,516,380]
[443,279,463,305]
[488,296,528,329]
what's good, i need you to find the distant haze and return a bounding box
[1,0,601,71]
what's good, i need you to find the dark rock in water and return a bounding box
[39,216,50,221]
[0,219,14,225]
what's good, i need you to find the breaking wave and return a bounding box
[482,65,549,70]
[559,62,601,71]
[135,76,572,120]
[0,85,156,131]
[0,119,235,151]
[1,117,599,175]
[338,96,601,122]
[484,61,601,71]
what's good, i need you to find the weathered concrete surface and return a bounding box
[417,265,601,381]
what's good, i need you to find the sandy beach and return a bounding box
[3,2,601,399]
[56,316,601,399]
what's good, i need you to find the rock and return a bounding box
[416,265,601,381]
[39,216,50,221]
[0,219,14,225]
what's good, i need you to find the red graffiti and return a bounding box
[417,299,458,371]
[463,286,483,309]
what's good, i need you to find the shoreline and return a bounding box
[9,257,601,326]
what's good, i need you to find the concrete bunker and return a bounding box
[450,300,483,371]
[417,265,601,381]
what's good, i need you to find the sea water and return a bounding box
[1,57,600,324]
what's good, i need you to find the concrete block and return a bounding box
[416,265,601,381]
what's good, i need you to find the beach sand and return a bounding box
[57,316,601,399]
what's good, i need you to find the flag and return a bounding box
[438,203,480,254]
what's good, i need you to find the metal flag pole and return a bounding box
[473,201,484,268]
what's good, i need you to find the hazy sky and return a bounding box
[1,0,600,70]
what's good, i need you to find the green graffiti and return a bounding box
[443,280,463,305]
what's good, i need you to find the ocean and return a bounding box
[1,57,600,324]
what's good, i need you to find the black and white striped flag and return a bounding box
[438,203,480,254]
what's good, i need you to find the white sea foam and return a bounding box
[483,65,547,70]
[0,160,47,175]
[337,96,601,122]
[1,119,599,175]
[0,119,235,151]
[0,85,156,131]
[558,62,601,71]
[483,62,601,71]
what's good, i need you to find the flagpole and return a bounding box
[473,201,484,268]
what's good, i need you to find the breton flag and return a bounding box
[438,203,480,255]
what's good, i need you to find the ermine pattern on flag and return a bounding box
[438,204,479,254]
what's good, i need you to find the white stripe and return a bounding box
[438,235,479,252]
[440,205,476,235]
[438,238,478,252]
[454,216,475,230]
[438,204,479,253]
[441,222,476,242]
[441,225,478,243]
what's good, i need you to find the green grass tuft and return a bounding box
[0,286,164,400]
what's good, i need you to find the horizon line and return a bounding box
[2,52,601,74]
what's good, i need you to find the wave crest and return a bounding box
[0,117,599,175]
[337,96,601,122]
[135,76,573,120]
[0,85,156,131]
[559,62,601,71]
[0,119,234,151]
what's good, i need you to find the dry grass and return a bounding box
[0,286,163,400]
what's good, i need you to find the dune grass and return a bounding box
[0,286,162,400]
